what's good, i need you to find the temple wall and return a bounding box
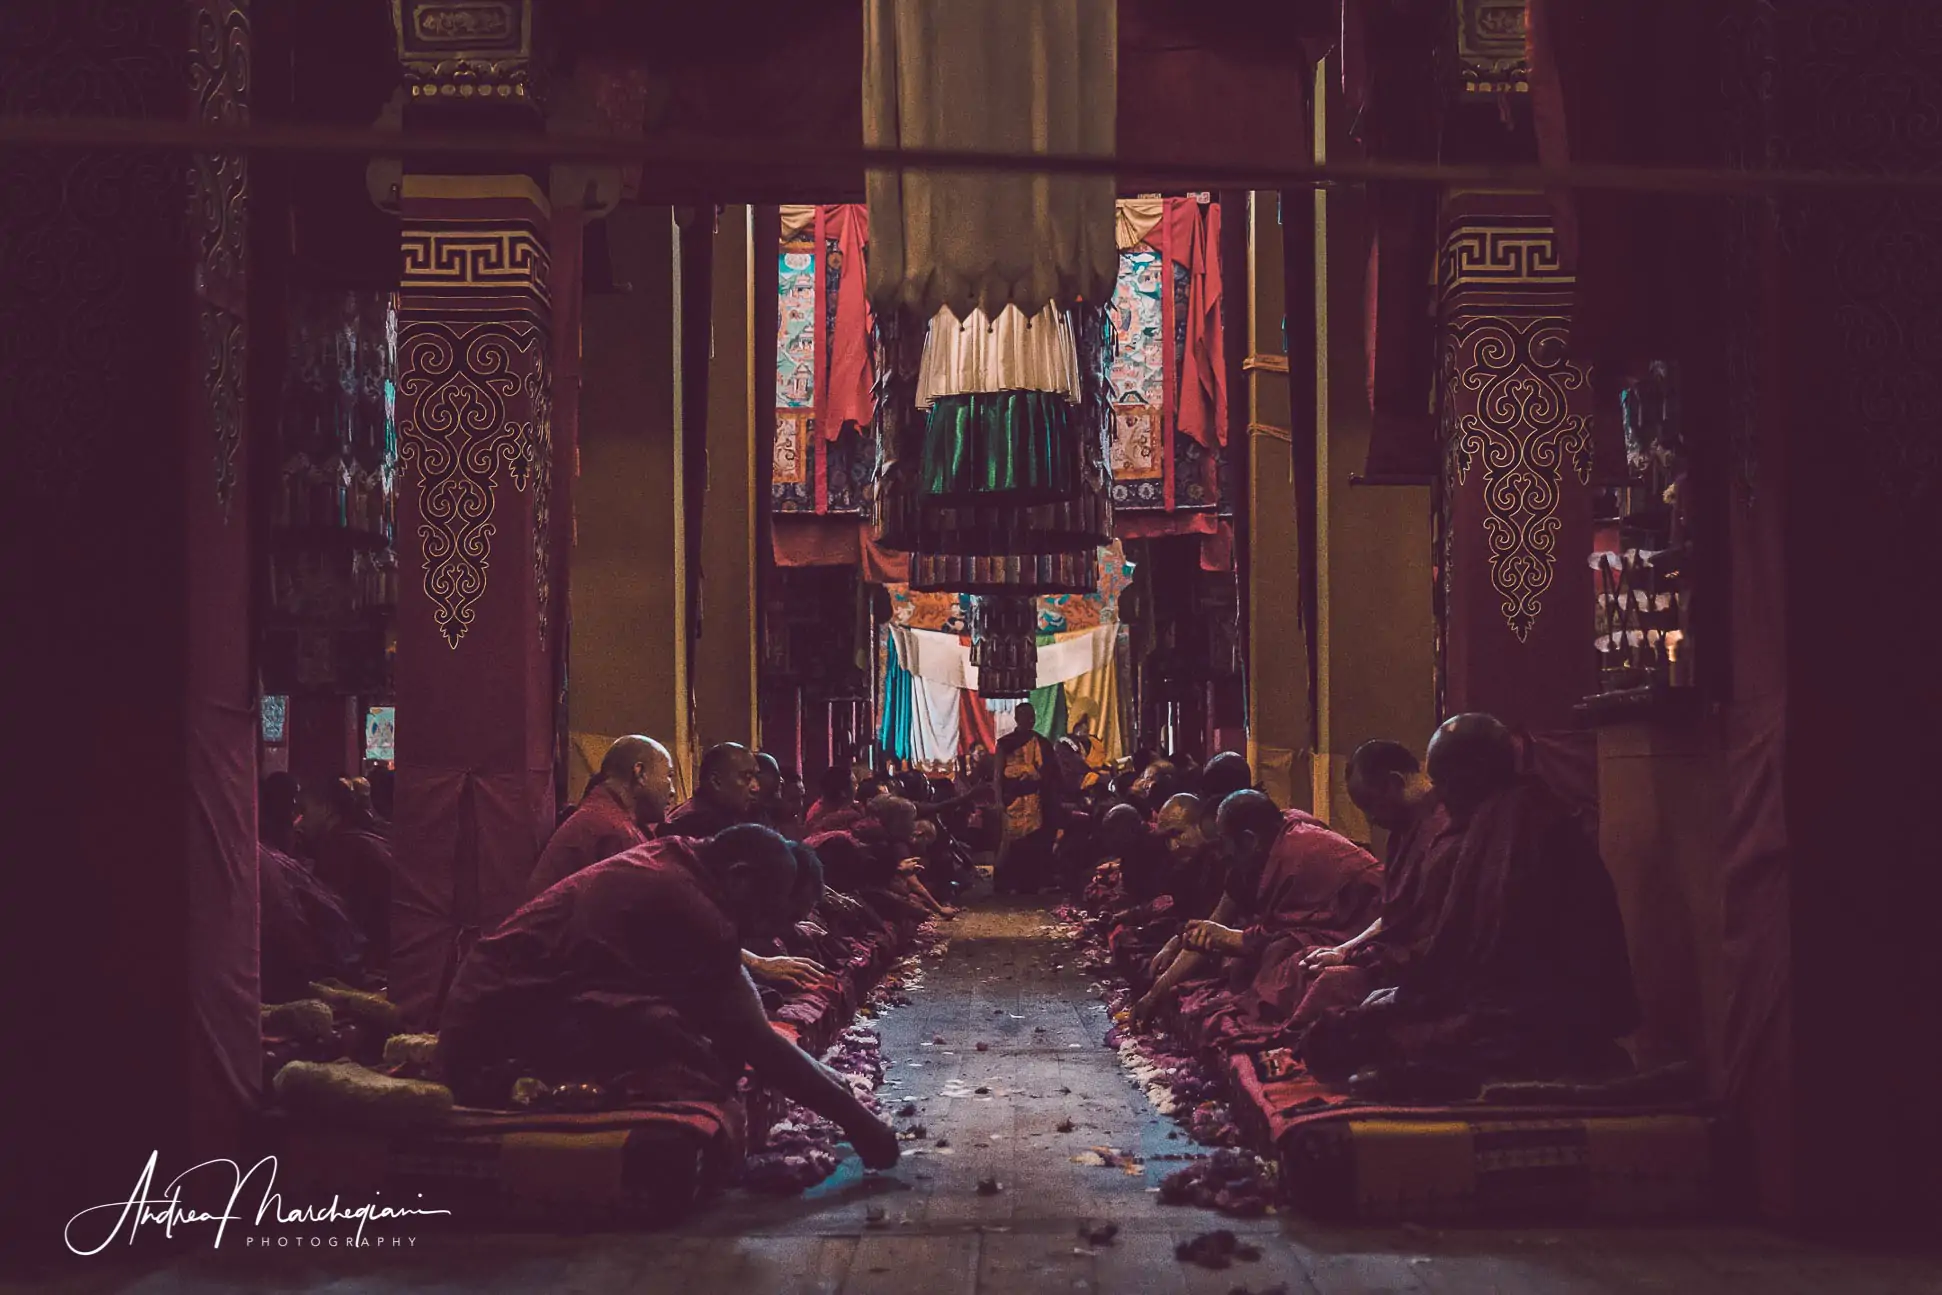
[694,206,760,754]
[1310,70,1436,848]
[569,205,686,799]
[1597,720,1730,1093]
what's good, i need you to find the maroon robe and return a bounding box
[1306,779,1640,1085]
[1187,811,1384,1049]
[659,796,747,841]
[1354,795,1462,983]
[523,782,649,900]
[435,838,747,1108]
[258,843,363,1003]
[309,824,396,975]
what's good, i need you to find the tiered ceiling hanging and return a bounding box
[862,0,1119,689]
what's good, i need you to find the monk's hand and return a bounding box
[1147,937,1182,979]
[847,1112,903,1171]
[1182,920,1245,956]
[1301,945,1349,971]
[898,857,926,875]
[1130,990,1164,1028]
[747,955,832,991]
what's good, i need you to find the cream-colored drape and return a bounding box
[864,0,1118,322]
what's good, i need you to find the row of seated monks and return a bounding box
[1093,714,1639,1101]
[257,737,987,1169]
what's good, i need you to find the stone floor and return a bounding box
[22,899,1942,1294]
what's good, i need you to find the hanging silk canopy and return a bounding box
[862,0,1119,323]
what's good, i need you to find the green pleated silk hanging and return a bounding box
[920,391,1081,504]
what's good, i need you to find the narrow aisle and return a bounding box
[61,900,1942,1295]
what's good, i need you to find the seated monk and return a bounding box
[804,830,933,927]
[435,825,901,1168]
[300,777,397,978]
[524,736,674,900]
[660,743,763,840]
[1135,792,1382,1047]
[805,765,864,833]
[1084,802,1147,910]
[1198,751,1255,805]
[260,839,365,1002]
[1286,740,1462,1022]
[1106,796,1221,979]
[1303,715,1640,1099]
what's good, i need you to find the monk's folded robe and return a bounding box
[523,783,650,900]
[310,824,396,974]
[435,838,748,1109]
[260,842,364,1003]
[1305,778,1640,1086]
[1190,811,1384,1051]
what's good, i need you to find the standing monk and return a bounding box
[524,736,674,900]
[661,743,763,840]
[1304,715,1639,1098]
[1136,792,1382,1045]
[993,701,1064,895]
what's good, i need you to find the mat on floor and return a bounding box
[260,1099,746,1228]
[1224,1052,1718,1223]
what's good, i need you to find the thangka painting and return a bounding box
[1109,250,1166,492]
[1038,542,1134,634]
[1106,250,1223,513]
[777,249,817,410]
[774,231,877,515]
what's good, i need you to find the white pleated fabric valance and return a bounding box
[863,0,1119,323]
[891,623,1116,693]
[915,304,1082,408]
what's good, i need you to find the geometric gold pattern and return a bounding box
[395,318,547,648]
[1440,213,1593,642]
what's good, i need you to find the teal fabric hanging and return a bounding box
[878,629,915,761]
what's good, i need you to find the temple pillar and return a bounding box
[1435,194,1597,805]
[385,1,559,1025]
[1245,191,1314,811]
[694,206,761,753]
[2,0,259,1240]
[569,204,689,797]
[1309,61,1435,845]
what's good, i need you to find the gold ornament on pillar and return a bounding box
[1439,211,1593,642]
[393,0,534,101]
[396,206,552,649]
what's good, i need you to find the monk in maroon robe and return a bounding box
[300,777,397,977]
[1148,792,1384,1048]
[1305,715,1640,1098]
[436,825,900,1168]
[661,743,763,840]
[259,841,364,1002]
[524,736,674,900]
[1286,740,1463,1023]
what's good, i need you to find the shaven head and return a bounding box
[1155,792,1212,860]
[1200,752,1253,802]
[1098,802,1145,854]
[601,735,675,825]
[867,794,919,842]
[1214,789,1285,875]
[698,742,762,815]
[702,823,800,939]
[1346,739,1429,832]
[1425,713,1517,818]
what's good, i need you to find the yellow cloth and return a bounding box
[1060,646,1124,762]
[1116,198,1164,251]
